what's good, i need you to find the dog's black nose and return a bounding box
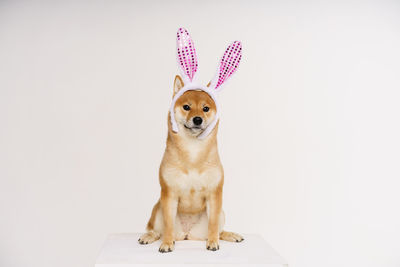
[193,117,203,125]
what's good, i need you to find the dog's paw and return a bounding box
[206,239,220,251]
[138,231,161,245]
[159,241,175,253]
[220,231,244,243]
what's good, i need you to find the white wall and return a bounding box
[1,1,400,267]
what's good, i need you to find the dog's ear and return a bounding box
[173,75,184,97]
[209,41,242,92]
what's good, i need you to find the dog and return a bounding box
[138,28,243,253]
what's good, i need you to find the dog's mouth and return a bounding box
[184,124,203,131]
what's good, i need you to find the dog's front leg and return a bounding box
[159,189,177,253]
[206,187,222,251]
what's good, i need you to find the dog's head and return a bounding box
[172,75,217,137]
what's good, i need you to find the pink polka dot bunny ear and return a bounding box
[209,41,242,92]
[176,28,198,84]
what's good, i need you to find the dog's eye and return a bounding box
[183,105,190,111]
[203,106,209,112]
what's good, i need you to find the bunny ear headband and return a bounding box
[170,27,243,139]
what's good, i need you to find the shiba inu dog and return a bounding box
[138,28,243,253]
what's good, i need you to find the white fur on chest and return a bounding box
[180,134,205,162]
[163,167,222,193]
[162,133,222,193]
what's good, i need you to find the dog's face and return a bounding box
[174,90,217,136]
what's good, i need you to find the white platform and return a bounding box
[95,233,288,267]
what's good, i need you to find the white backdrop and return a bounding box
[1,1,400,267]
